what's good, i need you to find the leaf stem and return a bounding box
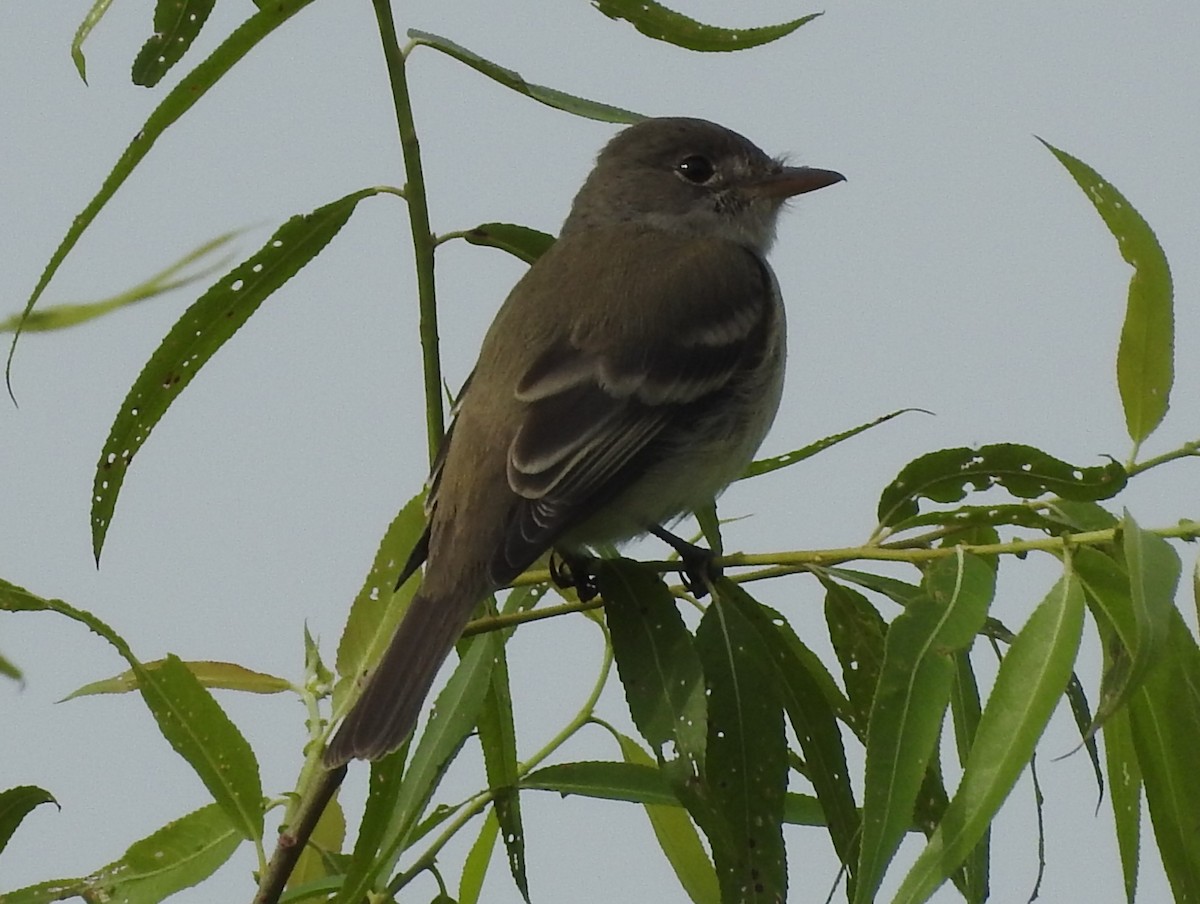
[371,0,444,465]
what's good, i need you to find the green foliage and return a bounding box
[4,3,1199,904]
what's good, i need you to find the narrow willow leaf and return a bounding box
[696,584,788,904]
[949,651,990,903]
[473,600,528,904]
[616,734,720,904]
[1072,516,1180,735]
[459,808,500,904]
[723,586,860,886]
[63,659,291,700]
[406,30,643,124]
[593,0,820,52]
[8,0,320,392]
[0,582,263,840]
[0,651,20,681]
[854,551,994,904]
[288,794,345,890]
[1103,703,1143,903]
[598,560,710,812]
[0,786,58,854]
[1042,499,1120,532]
[136,655,265,841]
[333,493,427,712]
[877,443,1127,528]
[522,762,823,826]
[822,579,889,739]
[3,803,242,904]
[888,503,1064,535]
[0,231,239,333]
[892,571,1085,904]
[1122,508,1181,684]
[461,223,554,264]
[335,631,498,904]
[71,0,115,83]
[1041,140,1174,445]
[742,409,919,480]
[1062,673,1105,799]
[93,802,241,902]
[339,745,408,899]
[1129,610,1200,902]
[824,569,921,607]
[91,188,381,562]
[522,760,677,806]
[132,0,217,87]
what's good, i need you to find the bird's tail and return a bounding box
[324,590,477,766]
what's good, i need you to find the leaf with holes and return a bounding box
[1042,140,1174,446]
[91,188,381,562]
[132,0,217,87]
[593,0,821,52]
[877,443,1127,528]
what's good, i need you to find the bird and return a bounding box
[324,116,843,765]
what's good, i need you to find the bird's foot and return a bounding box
[550,549,600,602]
[648,525,720,598]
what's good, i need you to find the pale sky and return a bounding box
[3,2,1198,902]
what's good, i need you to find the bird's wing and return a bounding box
[488,239,779,582]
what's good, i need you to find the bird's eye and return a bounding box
[675,155,716,184]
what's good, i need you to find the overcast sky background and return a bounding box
[3,2,1198,902]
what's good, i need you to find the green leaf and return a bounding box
[0,786,58,855]
[333,494,428,712]
[0,232,239,334]
[742,409,920,480]
[1041,140,1174,446]
[339,745,408,899]
[0,651,20,682]
[1129,610,1200,902]
[459,808,499,904]
[8,0,320,393]
[1122,508,1181,685]
[887,503,1066,536]
[615,734,719,904]
[696,582,789,904]
[461,223,554,264]
[892,570,1085,904]
[473,594,528,903]
[135,655,265,841]
[876,443,1127,528]
[598,560,710,814]
[522,760,825,827]
[334,631,498,903]
[288,794,345,890]
[0,582,263,841]
[721,586,860,887]
[406,31,643,124]
[854,551,994,904]
[91,188,381,562]
[1103,695,1143,903]
[592,0,821,52]
[71,0,115,83]
[1072,515,1180,734]
[1,803,242,904]
[822,579,890,738]
[522,760,677,805]
[132,0,217,87]
[949,651,989,903]
[63,659,291,700]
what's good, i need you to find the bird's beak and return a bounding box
[751,166,846,199]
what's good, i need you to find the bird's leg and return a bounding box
[648,525,720,598]
[549,548,600,602]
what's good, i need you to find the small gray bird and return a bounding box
[325,117,843,765]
